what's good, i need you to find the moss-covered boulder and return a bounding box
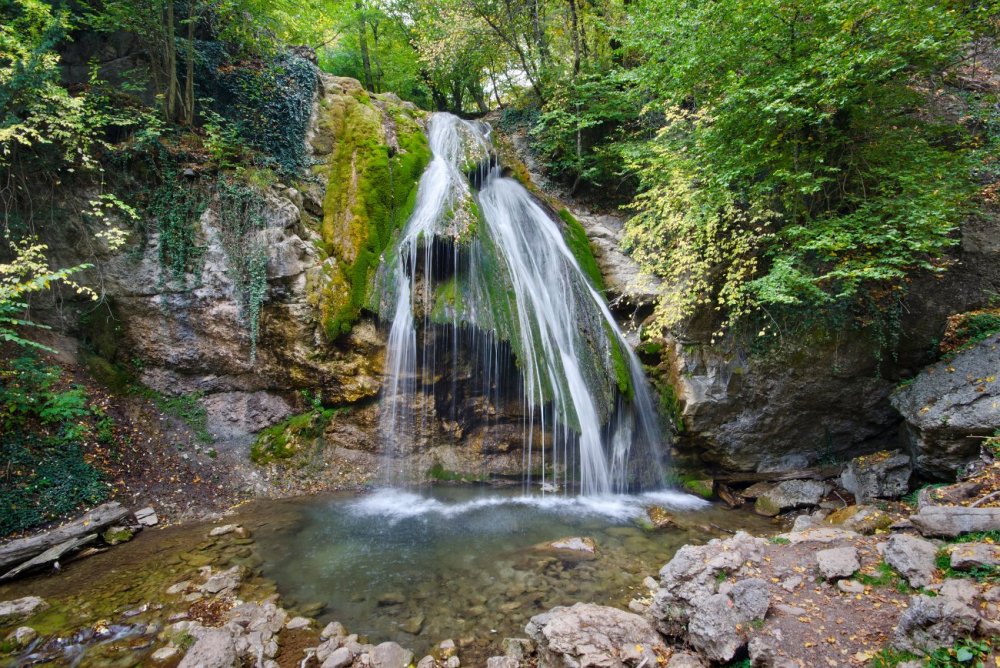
[308,76,431,341]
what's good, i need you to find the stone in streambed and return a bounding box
[401,614,424,634]
[322,647,353,668]
[101,526,134,545]
[377,592,406,606]
[7,626,37,647]
[0,596,47,624]
[370,641,413,668]
[544,537,596,553]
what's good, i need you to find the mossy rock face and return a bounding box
[310,85,430,341]
[250,409,336,464]
[684,478,715,499]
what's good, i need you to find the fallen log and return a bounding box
[714,466,842,485]
[0,502,129,573]
[2,534,97,580]
[910,505,1000,538]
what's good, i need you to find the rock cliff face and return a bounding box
[655,206,1000,473]
[893,336,1000,478]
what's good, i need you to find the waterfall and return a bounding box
[376,113,666,495]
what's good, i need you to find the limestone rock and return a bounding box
[370,641,414,668]
[883,534,939,588]
[286,616,312,630]
[501,637,533,660]
[649,532,769,654]
[687,578,771,662]
[487,658,520,668]
[824,505,892,534]
[0,596,48,624]
[754,480,828,516]
[321,647,353,668]
[910,506,1000,537]
[815,546,860,580]
[666,650,707,668]
[178,629,239,668]
[840,450,912,503]
[135,507,158,526]
[892,338,1000,477]
[526,602,666,667]
[837,580,865,594]
[9,626,37,647]
[892,593,981,654]
[201,566,243,595]
[949,543,1000,570]
[545,537,596,554]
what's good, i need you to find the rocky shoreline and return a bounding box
[1,442,997,667]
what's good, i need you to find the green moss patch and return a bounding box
[250,409,337,464]
[316,95,430,340]
[557,208,605,293]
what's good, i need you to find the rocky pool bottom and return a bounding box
[0,486,776,666]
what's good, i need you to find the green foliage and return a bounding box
[855,561,914,593]
[769,536,791,545]
[532,71,647,193]
[0,355,109,536]
[250,408,335,464]
[195,43,318,175]
[216,176,269,360]
[148,175,209,284]
[135,388,212,444]
[869,647,920,668]
[924,638,993,667]
[622,0,988,338]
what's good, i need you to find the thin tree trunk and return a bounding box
[568,0,581,75]
[355,1,374,91]
[165,0,178,121]
[469,81,488,113]
[183,0,196,125]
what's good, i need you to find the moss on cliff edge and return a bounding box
[315,91,430,340]
[557,208,605,294]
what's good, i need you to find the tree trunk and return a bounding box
[165,0,178,121]
[182,0,196,125]
[568,0,581,75]
[355,2,375,91]
[0,503,129,574]
[469,81,488,113]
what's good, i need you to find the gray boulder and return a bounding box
[949,543,1000,570]
[649,532,768,636]
[370,642,413,668]
[667,651,707,668]
[0,597,47,624]
[892,337,1000,477]
[883,534,939,588]
[754,480,828,516]
[321,647,353,668]
[526,602,666,667]
[840,450,912,503]
[178,629,239,668]
[892,591,981,654]
[687,578,771,662]
[486,659,520,668]
[815,547,860,580]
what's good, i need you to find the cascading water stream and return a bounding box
[378,113,666,495]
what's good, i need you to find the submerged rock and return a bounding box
[0,596,48,624]
[526,602,666,667]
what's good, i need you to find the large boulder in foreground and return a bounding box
[647,532,770,662]
[892,336,1000,477]
[525,602,667,667]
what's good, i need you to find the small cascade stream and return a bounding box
[377,113,665,494]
